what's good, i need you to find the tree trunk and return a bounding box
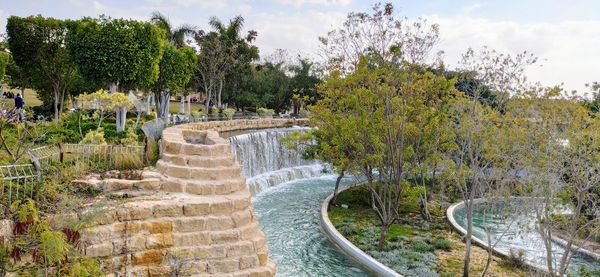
[463,201,473,277]
[481,228,493,277]
[218,79,223,107]
[116,106,127,132]
[331,171,345,204]
[187,94,191,115]
[53,89,60,121]
[378,224,389,251]
[179,94,185,114]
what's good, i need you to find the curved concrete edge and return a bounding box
[446,198,600,274]
[320,186,403,277]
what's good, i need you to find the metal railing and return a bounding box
[0,143,145,206]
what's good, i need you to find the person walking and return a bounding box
[14,93,24,121]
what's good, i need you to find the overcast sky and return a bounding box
[2,0,599,95]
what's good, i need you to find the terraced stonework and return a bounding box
[79,119,306,276]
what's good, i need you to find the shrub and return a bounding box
[120,128,140,146]
[432,236,452,251]
[210,106,219,115]
[146,138,160,166]
[113,153,144,171]
[223,108,236,120]
[81,129,106,145]
[257,108,274,118]
[335,221,357,236]
[411,241,433,252]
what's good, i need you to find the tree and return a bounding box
[150,12,195,48]
[6,16,79,120]
[153,44,197,118]
[195,15,259,112]
[150,12,197,116]
[76,89,132,130]
[319,2,440,74]
[504,88,600,276]
[67,16,164,131]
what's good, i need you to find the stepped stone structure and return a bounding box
[79,119,306,276]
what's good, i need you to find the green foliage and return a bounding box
[154,44,196,93]
[113,153,144,171]
[432,236,452,251]
[257,108,274,118]
[120,128,139,146]
[223,108,236,120]
[0,51,9,82]
[67,16,165,88]
[81,129,106,145]
[6,200,103,275]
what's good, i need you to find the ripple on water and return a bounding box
[252,176,370,277]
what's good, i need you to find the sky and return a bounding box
[1,0,599,95]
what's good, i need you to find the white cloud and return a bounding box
[428,15,600,95]
[245,9,346,60]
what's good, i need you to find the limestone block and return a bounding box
[183,202,210,216]
[142,220,173,234]
[226,241,255,258]
[161,179,185,192]
[239,255,259,270]
[208,258,240,274]
[85,242,113,258]
[153,202,183,218]
[257,250,269,266]
[0,219,13,240]
[172,217,206,232]
[85,209,116,225]
[116,204,153,221]
[173,232,210,246]
[81,224,112,244]
[205,216,234,231]
[210,200,233,216]
[211,229,241,244]
[163,141,182,154]
[135,179,161,190]
[231,210,252,228]
[146,233,174,249]
[185,182,215,195]
[132,250,166,266]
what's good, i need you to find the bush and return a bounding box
[257,108,274,118]
[146,138,160,166]
[120,128,140,146]
[81,129,106,145]
[432,236,452,251]
[210,106,219,115]
[223,108,236,120]
[411,241,433,253]
[113,153,144,171]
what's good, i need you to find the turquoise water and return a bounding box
[252,176,370,277]
[453,200,600,275]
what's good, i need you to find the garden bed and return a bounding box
[328,185,529,277]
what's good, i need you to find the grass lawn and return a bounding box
[329,185,529,277]
[1,88,43,107]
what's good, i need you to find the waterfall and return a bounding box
[229,127,325,195]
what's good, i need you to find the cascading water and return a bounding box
[229,127,325,195]
[227,128,369,276]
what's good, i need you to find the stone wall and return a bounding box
[80,119,306,276]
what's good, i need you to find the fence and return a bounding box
[0,143,145,205]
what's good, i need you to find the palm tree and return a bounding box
[151,12,196,115]
[151,12,196,47]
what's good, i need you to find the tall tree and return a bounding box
[150,12,196,47]
[195,15,258,111]
[319,2,440,74]
[67,16,165,131]
[6,16,79,120]
[149,12,197,117]
[153,44,197,118]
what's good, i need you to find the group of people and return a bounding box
[2,91,25,121]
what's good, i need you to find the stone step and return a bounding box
[162,153,236,167]
[156,160,242,180]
